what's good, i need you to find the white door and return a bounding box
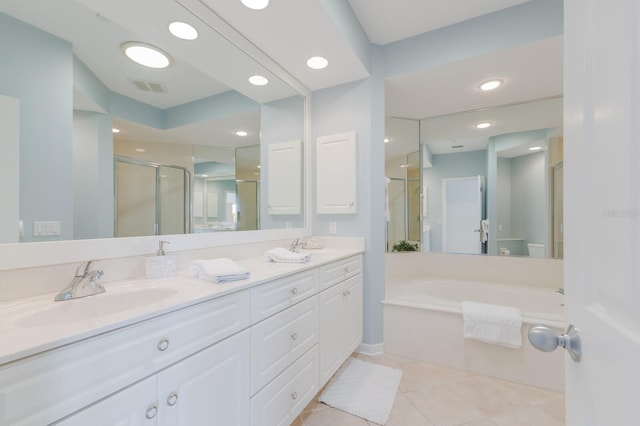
[564,1,640,424]
[442,176,483,254]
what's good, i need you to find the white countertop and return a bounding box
[0,248,362,366]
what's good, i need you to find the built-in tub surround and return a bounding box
[384,252,564,391]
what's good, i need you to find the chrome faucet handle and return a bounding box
[555,288,564,295]
[75,259,96,277]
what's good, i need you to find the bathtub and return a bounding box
[383,279,565,391]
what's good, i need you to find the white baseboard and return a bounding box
[357,342,384,356]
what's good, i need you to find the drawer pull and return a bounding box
[291,391,298,400]
[290,287,298,295]
[157,338,170,351]
[146,403,158,419]
[291,333,298,341]
[344,266,350,273]
[167,392,178,406]
[343,290,351,297]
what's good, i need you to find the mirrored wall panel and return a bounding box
[0,0,305,244]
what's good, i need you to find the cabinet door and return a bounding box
[157,330,250,426]
[54,376,158,426]
[344,276,363,356]
[267,140,302,215]
[318,280,348,385]
[316,132,357,214]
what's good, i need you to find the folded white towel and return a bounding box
[189,258,250,283]
[461,301,522,348]
[263,247,311,263]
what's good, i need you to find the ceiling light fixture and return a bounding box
[529,146,543,151]
[169,21,199,40]
[248,75,269,86]
[384,138,390,143]
[241,0,269,10]
[479,79,503,91]
[135,148,146,153]
[307,56,329,70]
[400,164,410,168]
[112,128,120,134]
[122,42,171,69]
[475,121,492,129]
[235,130,249,136]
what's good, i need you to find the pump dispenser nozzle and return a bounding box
[157,240,170,256]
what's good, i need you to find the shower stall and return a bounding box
[114,156,191,237]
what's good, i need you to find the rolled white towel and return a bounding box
[263,247,311,263]
[189,258,250,283]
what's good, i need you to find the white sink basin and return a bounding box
[15,286,179,327]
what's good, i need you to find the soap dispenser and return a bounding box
[145,240,177,279]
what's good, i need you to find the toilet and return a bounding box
[527,243,545,258]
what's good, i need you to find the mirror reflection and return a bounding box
[0,0,305,244]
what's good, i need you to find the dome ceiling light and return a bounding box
[479,79,503,91]
[122,42,171,69]
[169,21,199,40]
[241,0,269,10]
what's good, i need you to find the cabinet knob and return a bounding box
[290,287,298,295]
[344,266,350,273]
[167,392,179,406]
[343,290,351,297]
[291,333,298,341]
[145,403,158,419]
[291,391,298,400]
[157,338,170,351]
[349,202,354,207]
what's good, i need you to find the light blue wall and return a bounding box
[311,46,386,346]
[511,152,547,248]
[422,151,488,252]
[260,96,306,229]
[487,128,549,254]
[0,12,74,242]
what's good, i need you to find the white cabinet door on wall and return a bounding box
[267,140,302,215]
[316,132,357,214]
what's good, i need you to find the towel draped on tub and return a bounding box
[461,300,523,348]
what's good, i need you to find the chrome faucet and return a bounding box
[54,260,105,301]
[289,238,305,253]
[556,288,565,295]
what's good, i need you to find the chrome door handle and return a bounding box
[527,324,582,362]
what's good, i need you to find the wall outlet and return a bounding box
[329,221,337,235]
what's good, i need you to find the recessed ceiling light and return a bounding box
[479,79,503,91]
[400,164,410,168]
[122,42,171,69]
[384,138,390,143]
[241,0,269,10]
[112,128,120,134]
[135,148,146,153]
[475,121,492,129]
[169,21,199,40]
[248,75,269,86]
[235,130,249,136]
[529,146,543,151]
[307,56,328,70]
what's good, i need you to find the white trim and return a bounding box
[356,343,384,356]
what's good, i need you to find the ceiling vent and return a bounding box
[129,79,168,93]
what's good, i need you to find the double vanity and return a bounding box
[0,248,363,425]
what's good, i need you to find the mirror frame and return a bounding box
[0,0,312,271]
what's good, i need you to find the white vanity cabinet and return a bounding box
[55,330,250,426]
[318,257,364,385]
[0,291,250,426]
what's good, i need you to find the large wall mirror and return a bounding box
[0,0,305,245]
[385,35,563,259]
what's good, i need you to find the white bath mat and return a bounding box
[318,358,402,425]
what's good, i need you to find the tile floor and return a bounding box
[293,353,565,426]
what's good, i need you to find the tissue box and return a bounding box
[145,255,177,279]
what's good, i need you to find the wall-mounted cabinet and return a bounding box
[316,132,357,214]
[267,140,303,215]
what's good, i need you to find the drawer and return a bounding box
[319,255,362,290]
[251,269,318,323]
[0,291,250,426]
[251,295,319,395]
[250,346,319,426]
